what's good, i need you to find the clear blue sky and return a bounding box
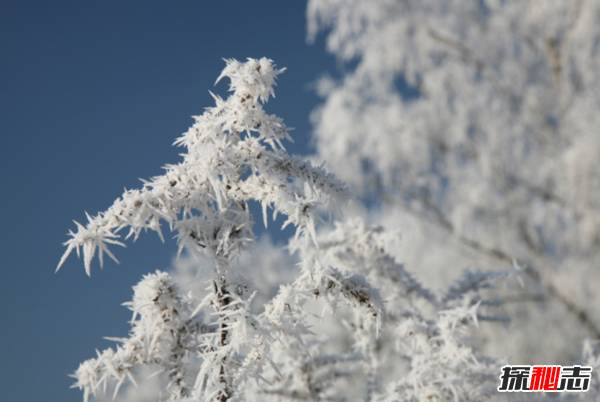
[0,2,337,400]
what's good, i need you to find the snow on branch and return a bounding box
[71,271,213,402]
[58,58,349,276]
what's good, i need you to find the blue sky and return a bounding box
[0,2,337,400]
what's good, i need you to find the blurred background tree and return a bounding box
[307,0,600,364]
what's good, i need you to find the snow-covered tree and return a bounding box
[307,0,600,364]
[58,55,599,401]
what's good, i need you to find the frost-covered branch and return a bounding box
[71,271,213,402]
[63,58,357,402]
[58,57,349,276]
